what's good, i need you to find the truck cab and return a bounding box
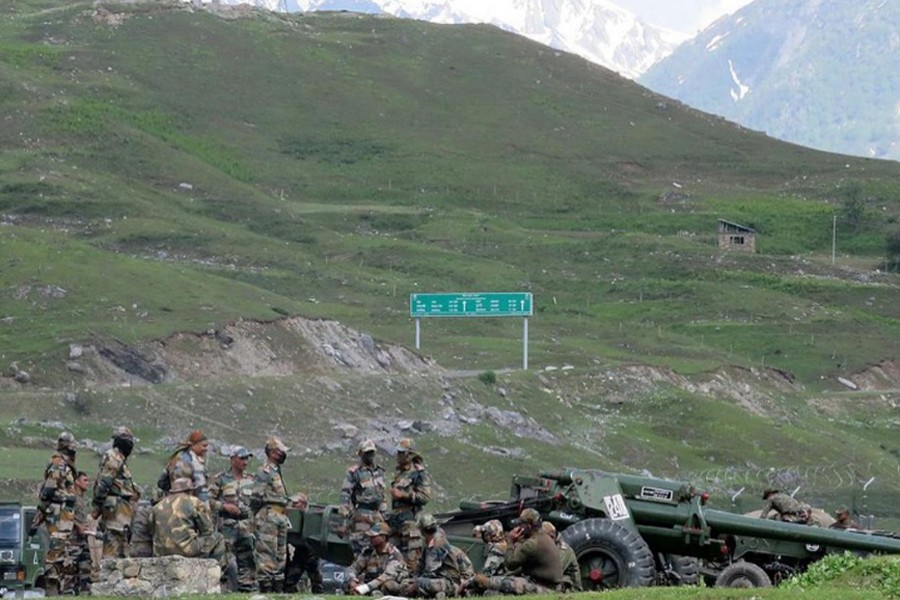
[0,503,46,596]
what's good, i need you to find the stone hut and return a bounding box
[718,219,756,253]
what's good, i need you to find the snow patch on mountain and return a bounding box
[727,59,749,101]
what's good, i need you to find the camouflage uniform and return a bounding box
[71,484,94,593]
[93,432,138,559]
[760,490,810,523]
[830,508,860,530]
[166,448,209,503]
[475,520,508,576]
[481,511,562,596]
[542,521,581,591]
[149,481,226,569]
[412,527,473,598]
[210,463,257,591]
[340,439,387,557]
[347,524,408,595]
[389,439,432,571]
[127,503,154,558]
[251,438,293,592]
[38,434,77,596]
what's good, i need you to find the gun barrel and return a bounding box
[537,470,573,485]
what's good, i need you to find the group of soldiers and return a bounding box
[759,488,859,529]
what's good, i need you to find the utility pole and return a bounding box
[832,215,837,265]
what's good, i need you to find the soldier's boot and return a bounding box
[273,580,285,594]
[258,581,273,593]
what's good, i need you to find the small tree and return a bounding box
[840,182,866,230]
[886,228,900,272]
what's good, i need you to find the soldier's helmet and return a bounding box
[112,426,134,440]
[170,477,195,494]
[265,436,290,453]
[395,438,418,456]
[541,521,557,538]
[57,432,77,451]
[762,488,779,499]
[482,519,504,542]
[358,439,376,455]
[518,508,542,526]
[231,446,252,459]
[417,513,438,531]
[835,507,850,518]
[366,522,390,537]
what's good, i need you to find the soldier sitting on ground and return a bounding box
[759,489,811,524]
[829,507,860,530]
[470,508,563,595]
[404,513,473,599]
[474,520,507,576]
[347,522,408,596]
[127,500,153,558]
[542,521,581,591]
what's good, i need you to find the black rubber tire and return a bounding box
[714,561,772,588]
[560,518,656,589]
[662,554,700,586]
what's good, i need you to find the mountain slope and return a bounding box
[639,0,900,160]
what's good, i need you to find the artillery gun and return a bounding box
[288,468,900,589]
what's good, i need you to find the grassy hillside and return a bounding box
[1,0,900,533]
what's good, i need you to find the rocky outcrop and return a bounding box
[91,556,220,597]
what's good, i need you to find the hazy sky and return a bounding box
[614,0,755,33]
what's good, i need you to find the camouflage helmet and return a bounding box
[518,508,542,526]
[417,513,438,531]
[541,521,557,538]
[265,436,290,454]
[170,477,195,494]
[481,519,505,542]
[366,522,390,537]
[835,507,850,517]
[395,438,418,456]
[112,426,134,440]
[358,439,376,454]
[57,431,77,452]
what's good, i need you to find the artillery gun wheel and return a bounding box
[660,554,699,586]
[714,561,772,588]
[560,518,656,589]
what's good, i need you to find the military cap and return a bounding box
[481,519,504,542]
[366,522,390,537]
[266,436,290,453]
[231,446,252,459]
[418,513,438,530]
[518,508,542,526]
[57,431,77,451]
[541,521,557,537]
[762,488,779,499]
[112,426,134,440]
[170,477,195,493]
[358,439,376,454]
[835,507,850,516]
[395,438,418,455]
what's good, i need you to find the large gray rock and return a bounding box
[91,555,220,597]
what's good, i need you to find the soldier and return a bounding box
[128,502,154,558]
[92,426,139,558]
[759,489,810,524]
[346,522,408,596]
[38,432,77,596]
[473,519,507,576]
[471,508,563,595]
[251,436,306,593]
[149,477,227,571]
[71,470,95,594]
[830,507,860,530]
[388,438,432,571]
[210,446,257,592]
[159,430,210,503]
[405,513,473,599]
[542,521,581,591]
[340,438,387,557]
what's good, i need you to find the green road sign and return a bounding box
[410,292,533,318]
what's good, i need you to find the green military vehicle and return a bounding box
[289,468,900,590]
[0,503,46,596]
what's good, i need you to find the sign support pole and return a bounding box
[523,317,529,370]
[415,318,421,350]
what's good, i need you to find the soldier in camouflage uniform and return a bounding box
[127,502,154,558]
[471,508,562,595]
[759,489,811,524]
[542,521,581,591]
[346,522,408,596]
[830,507,860,530]
[210,446,257,592]
[71,470,95,594]
[388,438,432,571]
[473,519,507,576]
[159,430,210,503]
[251,436,306,593]
[149,477,227,571]
[405,513,473,599]
[92,426,139,559]
[340,439,387,558]
[38,432,78,596]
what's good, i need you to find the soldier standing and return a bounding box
[251,436,306,593]
[388,438,432,571]
[346,522,408,596]
[759,489,810,524]
[210,446,257,592]
[149,477,227,570]
[340,439,387,557]
[38,432,78,596]
[71,470,95,594]
[405,513,473,598]
[92,426,139,558]
[160,430,210,503]
[472,508,563,595]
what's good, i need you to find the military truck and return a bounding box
[0,503,46,596]
[289,468,900,589]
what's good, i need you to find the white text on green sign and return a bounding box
[409,293,533,318]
